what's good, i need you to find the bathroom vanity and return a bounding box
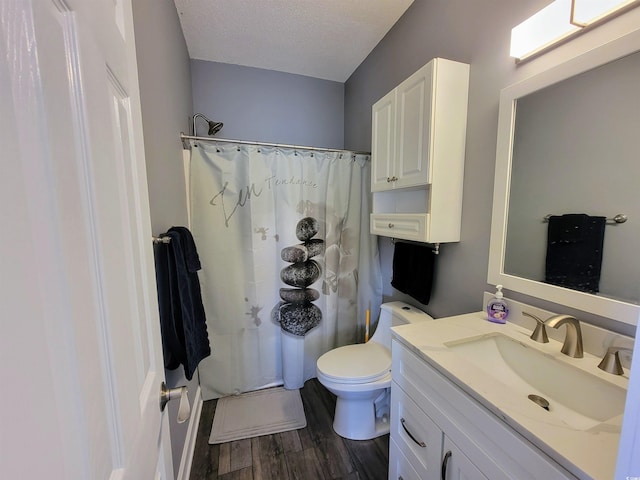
[388,308,630,480]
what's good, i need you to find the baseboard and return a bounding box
[177,385,203,480]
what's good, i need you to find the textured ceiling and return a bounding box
[173,0,414,82]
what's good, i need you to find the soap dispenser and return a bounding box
[487,285,509,324]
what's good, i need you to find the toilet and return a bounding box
[316,301,434,440]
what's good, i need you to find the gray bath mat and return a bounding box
[208,387,306,444]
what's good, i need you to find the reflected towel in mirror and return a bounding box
[545,214,606,293]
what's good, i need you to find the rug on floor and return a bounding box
[208,386,307,444]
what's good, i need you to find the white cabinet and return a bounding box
[371,88,397,189]
[389,382,484,480]
[389,386,441,478]
[370,58,469,243]
[390,340,576,480]
[388,439,423,480]
[370,213,428,243]
[372,64,434,192]
[442,436,488,480]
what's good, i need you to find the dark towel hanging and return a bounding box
[153,226,211,380]
[154,242,187,370]
[391,242,436,304]
[545,214,606,293]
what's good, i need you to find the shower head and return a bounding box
[208,121,224,136]
[192,113,223,136]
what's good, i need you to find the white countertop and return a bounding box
[391,312,629,480]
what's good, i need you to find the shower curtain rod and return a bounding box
[180,133,371,156]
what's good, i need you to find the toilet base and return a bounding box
[332,390,391,440]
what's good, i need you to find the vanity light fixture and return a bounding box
[510,0,640,61]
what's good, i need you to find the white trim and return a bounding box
[177,386,203,480]
[616,317,640,478]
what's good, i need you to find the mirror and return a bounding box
[489,27,640,326]
[506,52,640,301]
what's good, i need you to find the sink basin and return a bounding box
[445,333,627,430]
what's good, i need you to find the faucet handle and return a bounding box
[598,346,633,375]
[523,312,549,343]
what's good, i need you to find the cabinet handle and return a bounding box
[388,223,394,228]
[387,176,392,182]
[441,450,452,480]
[400,417,426,447]
[386,176,399,182]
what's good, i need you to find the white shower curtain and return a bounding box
[188,140,382,400]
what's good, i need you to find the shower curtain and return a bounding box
[188,140,382,400]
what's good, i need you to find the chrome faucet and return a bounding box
[545,315,583,358]
[522,312,549,343]
[598,346,633,375]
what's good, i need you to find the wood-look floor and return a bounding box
[189,378,389,480]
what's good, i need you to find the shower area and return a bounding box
[182,116,382,400]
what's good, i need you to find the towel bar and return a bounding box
[543,213,627,224]
[391,238,440,255]
[152,236,171,244]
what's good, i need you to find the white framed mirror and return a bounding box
[488,24,640,326]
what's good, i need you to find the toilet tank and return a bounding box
[370,301,434,349]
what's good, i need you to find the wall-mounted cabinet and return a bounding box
[370,58,469,243]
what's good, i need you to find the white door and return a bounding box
[371,88,396,192]
[442,436,488,480]
[395,62,432,190]
[1,1,171,479]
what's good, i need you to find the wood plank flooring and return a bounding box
[189,378,389,480]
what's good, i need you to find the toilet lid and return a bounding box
[317,342,391,384]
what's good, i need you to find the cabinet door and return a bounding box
[389,438,425,480]
[390,384,442,479]
[441,436,489,480]
[395,62,433,189]
[371,89,397,192]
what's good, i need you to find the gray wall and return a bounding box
[344,0,542,319]
[344,0,633,332]
[191,60,345,148]
[131,0,195,477]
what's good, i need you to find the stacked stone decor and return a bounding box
[273,217,324,336]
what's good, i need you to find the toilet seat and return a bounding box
[317,342,391,384]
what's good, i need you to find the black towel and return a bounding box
[545,214,606,293]
[153,227,211,380]
[391,242,435,304]
[154,242,187,370]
